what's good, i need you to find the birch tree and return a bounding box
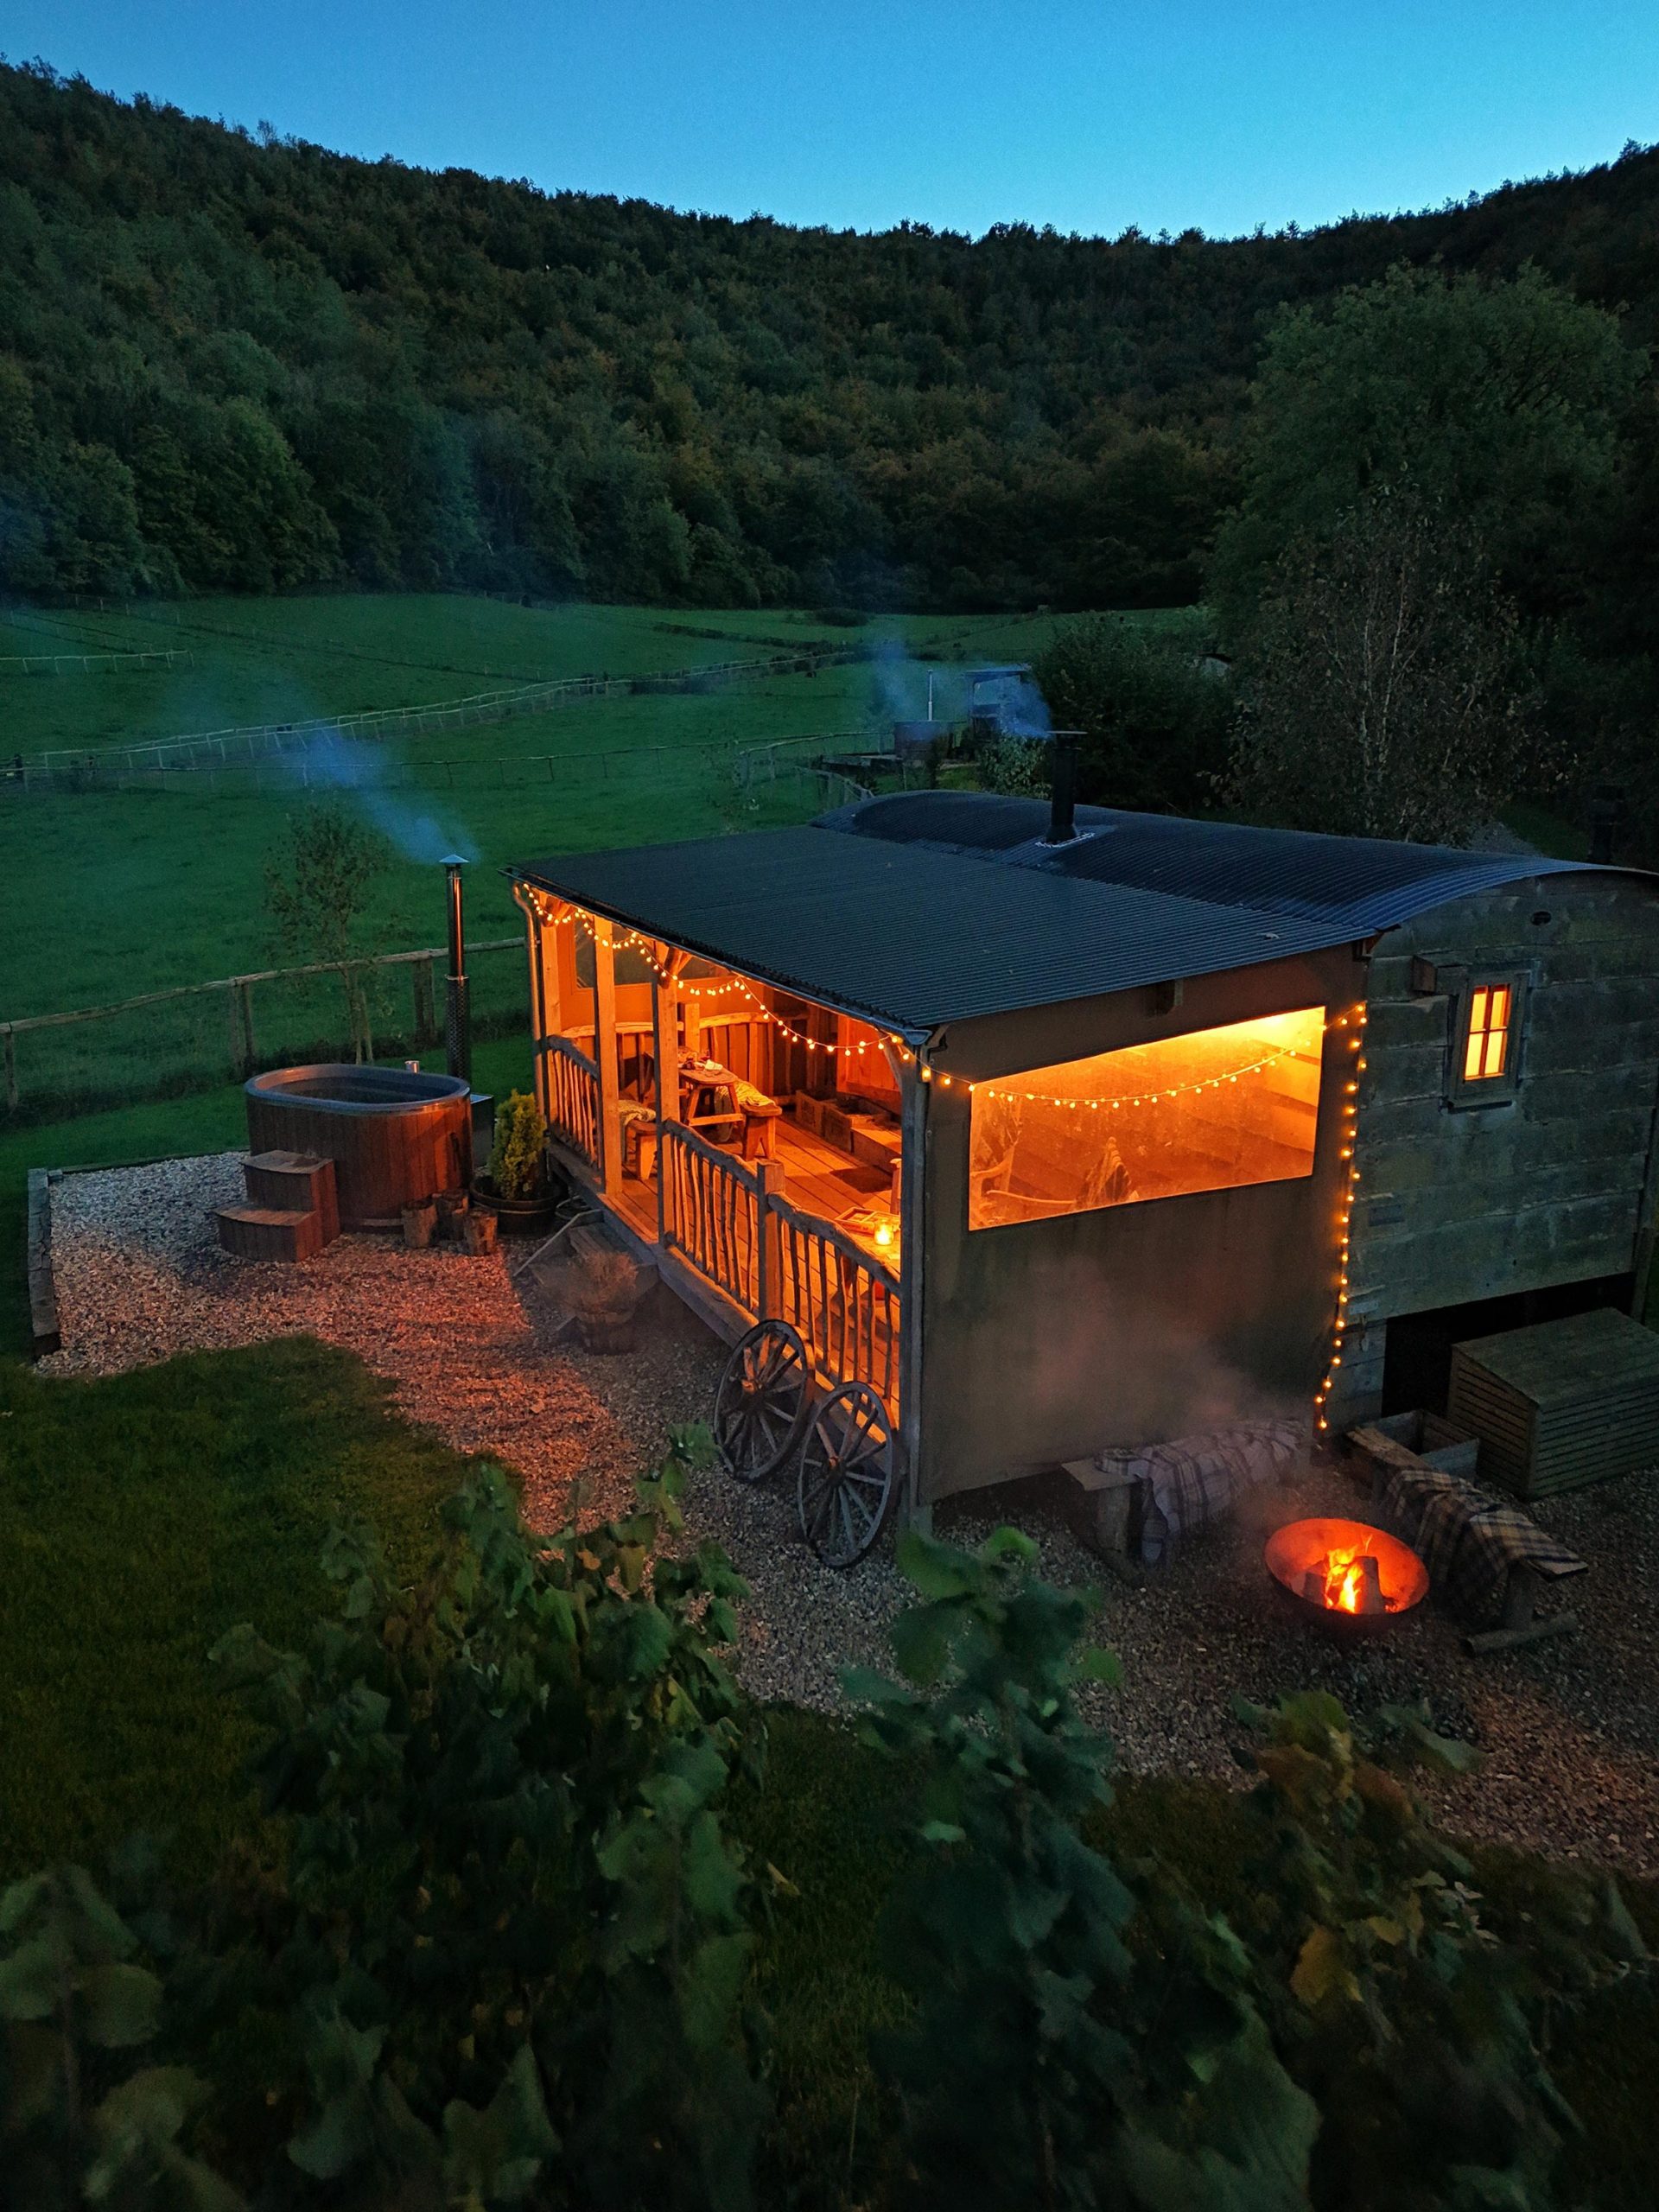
[1225,495,1540,846]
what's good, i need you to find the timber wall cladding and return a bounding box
[1347,875,1659,1351]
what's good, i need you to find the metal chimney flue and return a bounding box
[1044,731,1082,845]
[1588,783,1624,867]
[442,855,471,1084]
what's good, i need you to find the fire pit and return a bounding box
[1265,1517,1428,1635]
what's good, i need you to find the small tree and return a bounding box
[1030,614,1230,815]
[488,1090,548,1200]
[263,802,393,1062]
[1225,494,1541,845]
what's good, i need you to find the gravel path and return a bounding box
[39,1154,1659,1876]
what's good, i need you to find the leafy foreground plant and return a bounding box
[0,1856,239,2212]
[1228,1691,1645,2212]
[851,1529,1645,2212]
[849,1527,1319,2212]
[0,1431,770,2211]
[204,1428,769,2211]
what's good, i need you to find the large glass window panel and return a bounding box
[967,1007,1325,1230]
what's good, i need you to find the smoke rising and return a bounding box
[287,728,479,865]
[996,676,1052,740]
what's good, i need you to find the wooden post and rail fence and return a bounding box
[2,937,522,1116]
[3,646,873,791]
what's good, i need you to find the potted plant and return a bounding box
[474,1090,559,1235]
[570,1244,644,1354]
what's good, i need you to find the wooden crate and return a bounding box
[1448,1306,1659,1498]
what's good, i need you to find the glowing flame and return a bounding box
[1321,1546,1368,1614]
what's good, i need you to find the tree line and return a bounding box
[2,60,1657,619]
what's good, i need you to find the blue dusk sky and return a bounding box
[3,1,1655,238]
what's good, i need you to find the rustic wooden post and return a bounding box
[650,972,669,1246]
[3,1026,16,1114]
[591,915,623,1197]
[894,1052,931,1533]
[754,1159,787,1319]
[512,893,550,1118]
[232,981,257,1078]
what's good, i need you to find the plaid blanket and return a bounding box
[1093,1419,1306,1567]
[1376,1461,1586,1626]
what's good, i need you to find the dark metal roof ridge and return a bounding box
[811,792,1646,932]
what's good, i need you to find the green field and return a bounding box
[0,594,1087,1113]
[0,594,1065,758]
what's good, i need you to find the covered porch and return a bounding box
[512,885,906,1417]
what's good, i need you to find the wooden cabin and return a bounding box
[508,793,1659,1523]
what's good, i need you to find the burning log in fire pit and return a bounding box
[1265,1517,1428,1635]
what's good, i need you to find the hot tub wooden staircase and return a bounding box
[215,1150,341,1262]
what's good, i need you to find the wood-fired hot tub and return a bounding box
[245,1065,473,1228]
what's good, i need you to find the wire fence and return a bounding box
[2,938,525,1126]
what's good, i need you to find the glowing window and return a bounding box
[967,1007,1325,1231]
[1462,984,1512,1083]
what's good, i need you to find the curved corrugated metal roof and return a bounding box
[510,798,1646,1036]
[817,791,1609,932]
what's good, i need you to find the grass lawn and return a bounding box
[0,1338,463,1880]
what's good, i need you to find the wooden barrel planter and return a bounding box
[245,1065,473,1229]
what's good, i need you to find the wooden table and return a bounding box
[678,1058,745,1138]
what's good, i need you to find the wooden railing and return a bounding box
[661,1121,762,1311]
[659,1119,900,1415]
[543,1035,602,1176]
[771,1192,901,1414]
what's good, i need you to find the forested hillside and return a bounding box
[2,58,1656,609]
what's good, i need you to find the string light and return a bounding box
[1313,1004,1367,1437]
[544,901,881,1058]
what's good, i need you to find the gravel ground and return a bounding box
[40,1154,1659,1876]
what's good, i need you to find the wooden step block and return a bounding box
[215,1205,324,1262]
[243,1150,340,1243]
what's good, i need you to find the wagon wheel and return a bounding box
[797,1382,895,1569]
[713,1320,810,1484]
